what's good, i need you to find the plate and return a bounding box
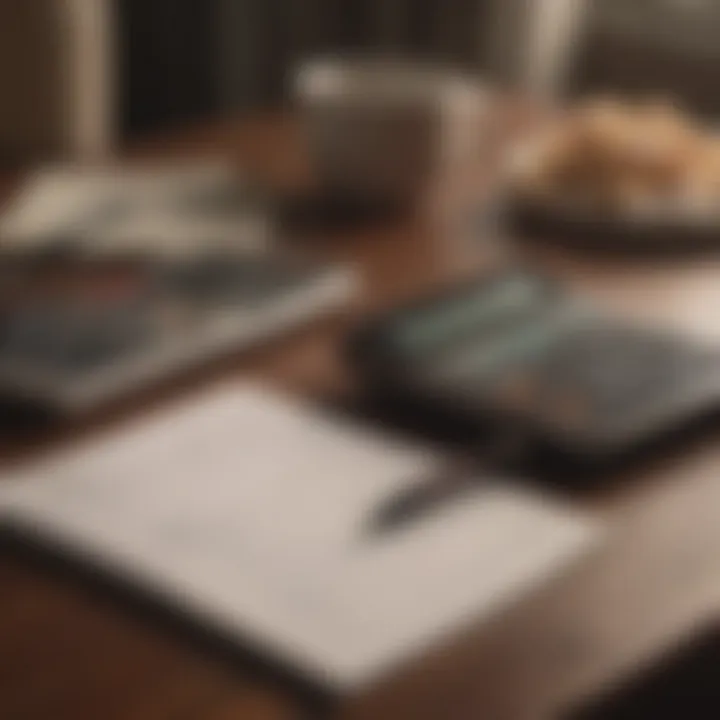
[501,136,720,255]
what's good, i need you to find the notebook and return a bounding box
[0,384,602,692]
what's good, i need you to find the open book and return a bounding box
[0,163,269,256]
[0,384,601,692]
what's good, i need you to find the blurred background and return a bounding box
[0,0,587,160]
[4,0,720,160]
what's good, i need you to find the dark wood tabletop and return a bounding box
[2,104,720,720]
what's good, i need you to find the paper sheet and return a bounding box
[0,384,601,690]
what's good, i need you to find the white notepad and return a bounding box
[0,384,601,691]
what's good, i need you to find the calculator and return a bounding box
[349,271,720,465]
[0,252,355,414]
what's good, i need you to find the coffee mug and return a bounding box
[296,58,488,207]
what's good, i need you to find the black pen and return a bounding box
[365,426,529,537]
[365,463,484,537]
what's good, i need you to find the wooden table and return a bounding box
[2,109,720,720]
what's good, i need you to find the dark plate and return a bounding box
[502,195,720,257]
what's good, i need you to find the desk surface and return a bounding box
[1,108,720,720]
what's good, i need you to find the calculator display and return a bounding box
[391,274,553,357]
[431,306,584,384]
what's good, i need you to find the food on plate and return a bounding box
[512,98,720,216]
